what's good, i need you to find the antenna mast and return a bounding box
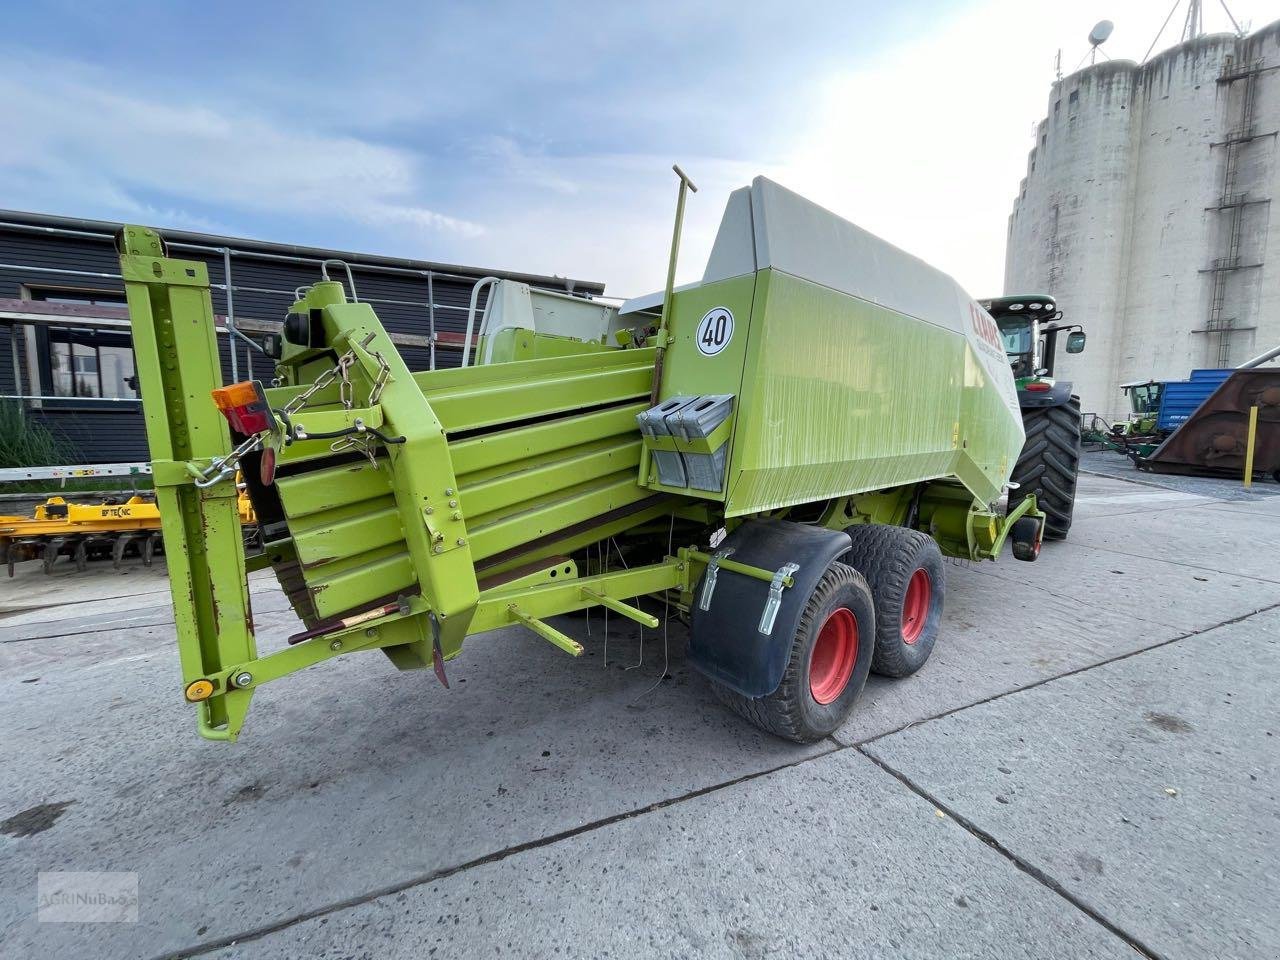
[1144,0,1246,62]
[1181,0,1203,41]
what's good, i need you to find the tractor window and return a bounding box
[996,317,1035,378]
[997,318,1032,356]
[1127,383,1161,415]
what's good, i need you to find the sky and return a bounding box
[1,0,1276,300]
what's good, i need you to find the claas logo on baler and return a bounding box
[967,302,1004,354]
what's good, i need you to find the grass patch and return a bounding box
[0,401,152,495]
[0,400,73,469]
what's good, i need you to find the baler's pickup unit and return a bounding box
[121,175,1043,743]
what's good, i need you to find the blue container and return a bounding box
[1157,369,1233,431]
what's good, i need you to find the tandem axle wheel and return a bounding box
[689,519,950,743]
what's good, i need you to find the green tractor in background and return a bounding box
[981,295,1086,541]
[1116,380,1162,437]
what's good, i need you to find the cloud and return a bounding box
[4,0,1276,297]
[433,145,762,297]
[0,55,482,239]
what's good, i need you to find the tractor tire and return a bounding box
[841,525,945,677]
[1010,397,1082,541]
[711,561,875,743]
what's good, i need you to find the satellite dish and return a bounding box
[1089,20,1114,47]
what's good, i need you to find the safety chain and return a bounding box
[336,353,355,411]
[368,349,392,406]
[328,339,393,466]
[195,333,391,488]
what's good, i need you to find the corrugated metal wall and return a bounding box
[1156,369,1235,432]
[1,214,603,464]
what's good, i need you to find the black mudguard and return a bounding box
[1018,379,1075,409]
[689,519,852,698]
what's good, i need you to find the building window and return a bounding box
[1069,89,1079,110]
[25,288,138,402]
[34,290,127,308]
[44,326,138,399]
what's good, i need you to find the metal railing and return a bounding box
[0,218,606,386]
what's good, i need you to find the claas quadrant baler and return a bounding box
[121,175,1043,744]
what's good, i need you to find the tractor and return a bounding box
[981,295,1086,540]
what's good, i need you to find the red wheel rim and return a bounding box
[809,607,858,704]
[901,568,932,645]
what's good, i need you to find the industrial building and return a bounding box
[1005,19,1280,421]
[0,213,603,463]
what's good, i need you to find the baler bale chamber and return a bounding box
[121,176,1043,744]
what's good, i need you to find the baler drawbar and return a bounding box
[121,174,1043,743]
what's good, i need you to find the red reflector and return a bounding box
[259,446,277,486]
[1025,381,1051,392]
[211,380,273,435]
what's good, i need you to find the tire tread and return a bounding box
[1010,397,1082,540]
[712,561,867,742]
[841,525,943,677]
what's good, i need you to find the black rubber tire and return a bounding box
[1010,397,1082,541]
[1009,516,1041,562]
[841,525,945,678]
[711,561,874,743]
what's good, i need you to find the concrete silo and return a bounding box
[1005,20,1280,421]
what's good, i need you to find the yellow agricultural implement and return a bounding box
[1,486,256,576]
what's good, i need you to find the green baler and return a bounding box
[121,175,1043,744]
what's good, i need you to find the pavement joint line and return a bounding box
[145,596,1280,959]
[965,565,1201,633]
[0,603,298,645]
[2,619,173,645]
[1073,500,1242,521]
[0,580,281,626]
[0,586,176,619]
[852,599,1280,749]
[1200,500,1280,516]
[854,746,1165,960]
[1078,467,1183,493]
[1080,465,1280,502]
[1062,540,1280,586]
[144,743,840,960]
[971,542,1280,599]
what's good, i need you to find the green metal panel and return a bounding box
[459,438,643,519]
[450,402,646,476]
[467,471,654,561]
[419,354,654,433]
[289,496,403,567]
[481,327,614,362]
[307,545,417,619]
[656,268,1020,514]
[654,275,757,402]
[275,459,394,518]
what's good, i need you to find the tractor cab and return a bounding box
[1121,380,1162,415]
[981,295,1086,386]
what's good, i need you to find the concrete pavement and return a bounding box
[1,471,1276,959]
